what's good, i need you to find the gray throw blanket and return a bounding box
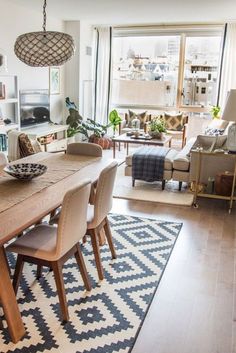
[132,146,170,182]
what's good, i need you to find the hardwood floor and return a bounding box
[111,197,236,353]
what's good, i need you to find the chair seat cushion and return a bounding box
[7,225,58,261]
[166,130,183,137]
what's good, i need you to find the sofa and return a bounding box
[124,118,236,190]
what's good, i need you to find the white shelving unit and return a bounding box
[0,75,19,125]
[0,75,20,151]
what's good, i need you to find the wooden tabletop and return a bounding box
[0,152,112,245]
[0,151,113,343]
[112,133,172,146]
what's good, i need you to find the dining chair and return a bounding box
[86,161,118,280]
[66,142,103,205]
[67,142,103,157]
[7,180,92,322]
[50,161,118,281]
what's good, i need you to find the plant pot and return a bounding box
[88,134,112,149]
[148,131,163,140]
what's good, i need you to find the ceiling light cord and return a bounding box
[43,0,47,32]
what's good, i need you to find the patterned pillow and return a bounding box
[164,112,183,131]
[205,127,225,136]
[127,110,148,129]
[18,133,36,158]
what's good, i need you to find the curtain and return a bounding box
[93,27,112,125]
[219,23,236,108]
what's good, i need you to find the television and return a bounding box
[20,89,50,127]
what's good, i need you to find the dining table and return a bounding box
[0,151,112,343]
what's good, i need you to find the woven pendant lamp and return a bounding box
[14,0,75,67]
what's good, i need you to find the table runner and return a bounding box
[0,153,99,213]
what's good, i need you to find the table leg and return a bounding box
[113,141,116,159]
[126,143,129,155]
[0,246,25,343]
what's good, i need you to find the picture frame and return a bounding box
[49,67,60,95]
[0,82,5,100]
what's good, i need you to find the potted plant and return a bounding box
[86,119,112,149]
[148,116,167,139]
[109,109,122,137]
[210,105,221,119]
[65,97,83,142]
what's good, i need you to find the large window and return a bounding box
[111,26,224,113]
[182,36,222,107]
[112,36,180,108]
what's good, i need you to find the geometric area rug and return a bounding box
[0,214,182,353]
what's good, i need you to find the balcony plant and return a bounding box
[109,109,122,137]
[210,105,221,119]
[148,116,167,139]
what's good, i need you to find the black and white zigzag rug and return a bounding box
[0,214,182,353]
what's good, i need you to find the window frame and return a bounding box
[111,24,225,113]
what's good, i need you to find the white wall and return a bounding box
[64,21,94,120]
[0,0,65,124]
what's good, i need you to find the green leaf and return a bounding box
[109,109,122,126]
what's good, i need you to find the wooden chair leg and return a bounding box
[75,244,91,291]
[98,228,106,246]
[132,178,135,187]
[12,255,25,295]
[104,217,117,259]
[82,235,87,244]
[89,229,104,281]
[162,180,166,190]
[3,246,11,276]
[36,265,43,279]
[51,261,69,322]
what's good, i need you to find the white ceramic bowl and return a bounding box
[4,163,47,180]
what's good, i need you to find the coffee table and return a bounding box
[112,133,172,158]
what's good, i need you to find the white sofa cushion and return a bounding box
[173,138,195,171]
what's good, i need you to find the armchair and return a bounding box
[118,110,151,135]
[163,112,188,148]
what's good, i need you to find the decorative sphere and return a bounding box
[14,31,75,67]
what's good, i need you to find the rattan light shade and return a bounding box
[14,31,75,67]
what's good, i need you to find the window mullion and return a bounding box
[177,34,186,109]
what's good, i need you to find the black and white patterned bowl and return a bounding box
[4,163,47,180]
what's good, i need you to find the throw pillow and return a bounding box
[164,112,183,131]
[205,127,225,136]
[207,119,228,130]
[127,110,148,129]
[18,133,36,157]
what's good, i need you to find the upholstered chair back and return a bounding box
[67,142,102,157]
[93,161,118,227]
[56,180,91,257]
[0,152,8,166]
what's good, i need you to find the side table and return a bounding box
[192,150,236,213]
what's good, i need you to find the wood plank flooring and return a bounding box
[111,197,236,353]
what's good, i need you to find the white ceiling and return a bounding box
[8,0,236,25]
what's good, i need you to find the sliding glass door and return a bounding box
[111,25,224,114]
